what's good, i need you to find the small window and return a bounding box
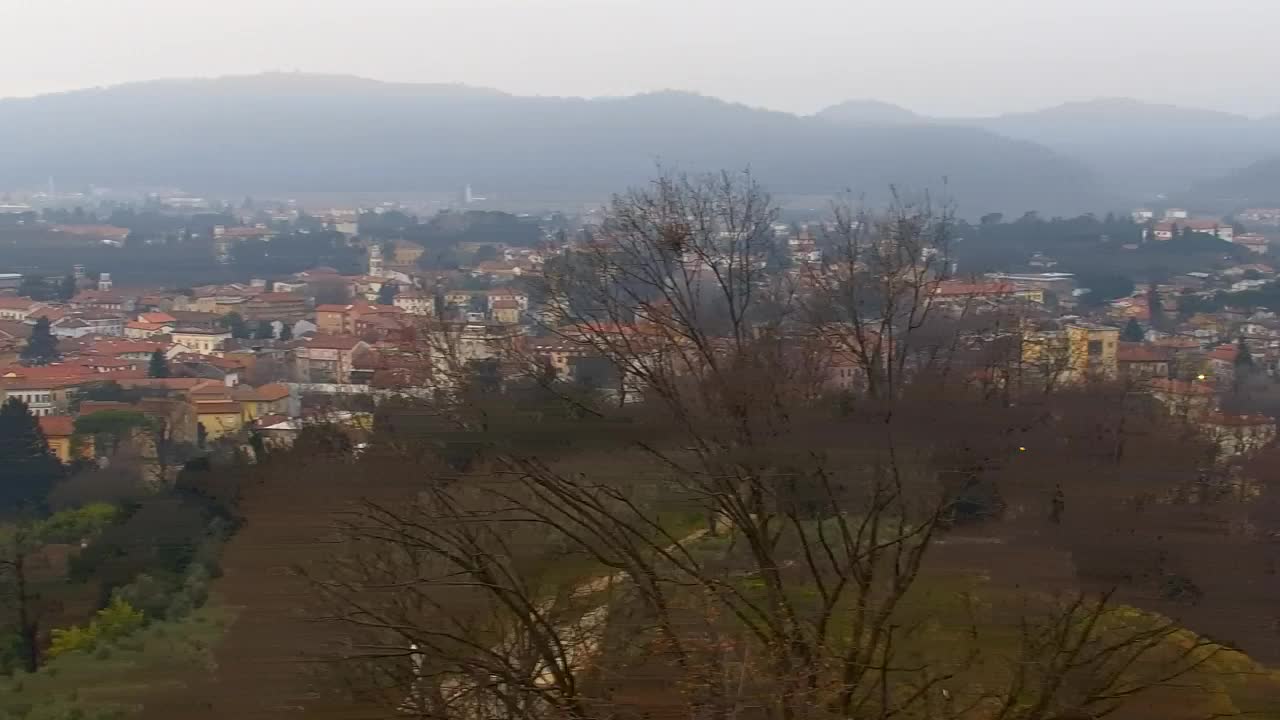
[1088,340,1102,356]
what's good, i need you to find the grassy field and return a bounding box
[671,529,1280,719]
[0,604,237,720]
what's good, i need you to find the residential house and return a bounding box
[354,311,415,342]
[167,310,224,330]
[1153,220,1233,241]
[1065,323,1119,380]
[392,240,425,265]
[49,224,129,243]
[38,415,86,463]
[1148,378,1215,418]
[1205,343,1250,385]
[487,288,530,312]
[1204,413,1276,459]
[293,335,372,383]
[472,261,527,280]
[0,377,86,416]
[171,327,232,355]
[125,320,173,339]
[74,310,125,336]
[526,338,591,381]
[1234,233,1269,254]
[242,292,309,323]
[315,304,360,334]
[195,400,244,441]
[70,290,132,313]
[1116,343,1170,380]
[490,299,522,324]
[1020,323,1119,383]
[50,318,94,339]
[0,297,45,321]
[443,290,481,314]
[172,353,244,386]
[393,289,435,317]
[231,383,292,423]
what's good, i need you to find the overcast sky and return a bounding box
[4,0,1278,117]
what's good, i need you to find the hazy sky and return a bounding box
[5,0,1279,116]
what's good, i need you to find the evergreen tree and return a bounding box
[223,312,249,339]
[57,274,77,301]
[1235,336,1255,371]
[17,275,52,301]
[1121,318,1144,342]
[377,283,398,305]
[1146,285,1166,333]
[148,349,170,378]
[278,323,294,342]
[20,317,59,366]
[254,321,276,340]
[0,398,62,513]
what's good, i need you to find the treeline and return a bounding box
[954,212,1252,287]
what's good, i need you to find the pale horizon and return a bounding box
[5,0,1280,117]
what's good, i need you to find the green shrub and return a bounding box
[46,626,96,659]
[94,597,144,642]
[110,574,174,619]
[46,598,145,659]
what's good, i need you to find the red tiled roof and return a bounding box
[1116,343,1170,363]
[78,401,136,415]
[138,312,176,324]
[0,297,42,310]
[38,415,75,437]
[232,382,290,402]
[1208,344,1239,363]
[195,401,241,415]
[50,224,129,240]
[303,334,363,351]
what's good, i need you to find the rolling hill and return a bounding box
[0,73,1101,216]
[815,97,1280,201]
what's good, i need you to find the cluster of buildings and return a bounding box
[7,207,1280,468]
[931,263,1280,461]
[0,233,555,462]
[1131,207,1270,253]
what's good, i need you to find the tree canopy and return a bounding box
[20,317,59,366]
[0,399,62,514]
[148,349,170,378]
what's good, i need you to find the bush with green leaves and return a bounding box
[45,598,145,660]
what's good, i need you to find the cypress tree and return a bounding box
[20,318,59,366]
[0,399,62,513]
[148,349,170,378]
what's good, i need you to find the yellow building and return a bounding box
[38,415,83,463]
[392,240,425,265]
[1021,323,1118,383]
[1065,323,1119,380]
[195,401,244,440]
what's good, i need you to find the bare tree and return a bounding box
[298,173,1246,720]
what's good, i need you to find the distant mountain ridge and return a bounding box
[813,97,1280,200]
[0,73,1107,216]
